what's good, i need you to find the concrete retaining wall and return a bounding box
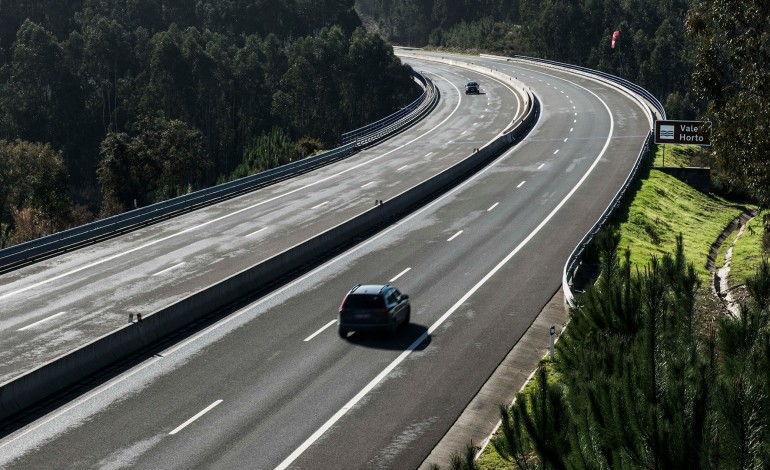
[656,166,710,193]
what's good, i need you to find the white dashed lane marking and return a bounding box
[152,262,186,276]
[169,400,223,435]
[17,312,67,331]
[447,230,463,242]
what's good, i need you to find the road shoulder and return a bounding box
[419,287,568,469]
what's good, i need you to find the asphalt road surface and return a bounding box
[0,58,523,385]
[0,53,651,469]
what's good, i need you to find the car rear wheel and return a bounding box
[338,327,349,338]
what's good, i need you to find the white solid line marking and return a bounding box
[554,149,560,154]
[397,165,409,171]
[311,201,329,210]
[487,202,499,212]
[517,181,526,188]
[538,163,545,170]
[304,319,337,342]
[17,312,67,331]
[360,181,375,188]
[169,400,223,435]
[447,230,463,242]
[275,65,622,470]
[246,227,268,237]
[153,262,186,276]
[389,267,411,282]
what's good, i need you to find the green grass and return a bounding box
[652,143,710,168]
[728,217,767,289]
[615,169,750,282]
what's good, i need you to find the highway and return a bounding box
[0,53,651,469]
[0,58,522,385]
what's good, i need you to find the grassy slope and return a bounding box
[615,168,750,282]
[475,159,755,469]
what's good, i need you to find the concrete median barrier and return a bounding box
[0,61,538,423]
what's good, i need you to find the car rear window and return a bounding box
[343,294,386,309]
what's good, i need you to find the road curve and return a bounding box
[0,53,651,469]
[0,59,523,386]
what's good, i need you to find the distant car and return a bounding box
[338,284,410,338]
[465,81,480,94]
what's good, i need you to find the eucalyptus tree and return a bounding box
[687,0,770,209]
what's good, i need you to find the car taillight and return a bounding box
[339,294,349,313]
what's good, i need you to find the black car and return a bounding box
[465,81,480,94]
[338,284,410,338]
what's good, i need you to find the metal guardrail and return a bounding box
[484,55,662,308]
[562,131,653,306]
[481,54,666,121]
[0,72,438,271]
[341,70,438,147]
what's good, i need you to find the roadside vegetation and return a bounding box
[458,139,768,470]
[616,163,752,281]
[473,236,770,469]
[462,144,768,468]
[0,0,419,247]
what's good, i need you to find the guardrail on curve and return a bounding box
[341,71,438,147]
[479,54,663,308]
[480,54,666,121]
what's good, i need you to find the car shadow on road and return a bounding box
[341,323,430,351]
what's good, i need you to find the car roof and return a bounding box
[467,81,478,85]
[350,284,390,295]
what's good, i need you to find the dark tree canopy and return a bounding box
[688,0,770,208]
[0,0,419,245]
[358,0,699,120]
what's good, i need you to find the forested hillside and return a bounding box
[0,0,419,247]
[357,0,699,120]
